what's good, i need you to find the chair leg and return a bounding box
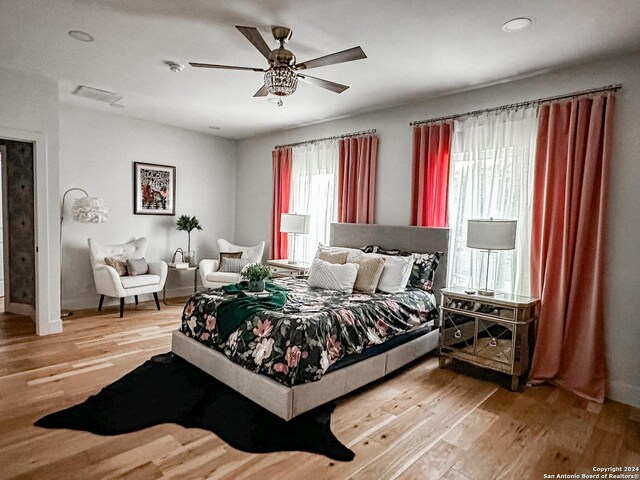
[120,298,125,318]
[153,292,160,310]
[98,295,105,312]
[134,295,139,305]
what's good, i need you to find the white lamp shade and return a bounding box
[280,213,310,234]
[467,219,517,250]
[72,197,109,223]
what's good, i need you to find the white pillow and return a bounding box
[315,244,364,262]
[308,258,359,293]
[374,254,415,294]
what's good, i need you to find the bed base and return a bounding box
[171,329,439,421]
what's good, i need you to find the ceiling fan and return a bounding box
[190,25,367,101]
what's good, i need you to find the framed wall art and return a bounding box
[133,162,176,215]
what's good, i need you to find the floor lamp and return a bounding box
[466,218,517,296]
[60,188,109,317]
[280,213,311,264]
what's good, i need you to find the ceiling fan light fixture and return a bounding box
[264,67,298,97]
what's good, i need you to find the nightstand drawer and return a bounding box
[443,297,516,320]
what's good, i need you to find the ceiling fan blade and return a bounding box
[298,74,349,94]
[295,46,366,70]
[236,26,273,60]
[189,62,264,72]
[253,84,269,97]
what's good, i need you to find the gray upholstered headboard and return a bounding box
[330,223,450,299]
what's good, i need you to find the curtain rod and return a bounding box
[275,129,376,149]
[409,83,622,126]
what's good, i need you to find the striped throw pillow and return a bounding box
[308,258,359,293]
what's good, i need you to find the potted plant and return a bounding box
[176,215,202,266]
[241,262,271,292]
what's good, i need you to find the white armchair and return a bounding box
[88,237,168,317]
[199,239,265,289]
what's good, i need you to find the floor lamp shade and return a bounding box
[71,197,110,223]
[467,219,517,250]
[467,219,517,296]
[280,213,311,234]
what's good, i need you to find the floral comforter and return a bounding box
[180,277,437,387]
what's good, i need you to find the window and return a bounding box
[289,140,339,263]
[448,107,537,296]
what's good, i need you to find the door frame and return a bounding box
[0,126,60,335]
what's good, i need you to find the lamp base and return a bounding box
[477,289,495,297]
[61,309,73,318]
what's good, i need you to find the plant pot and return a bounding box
[184,250,196,267]
[248,279,265,292]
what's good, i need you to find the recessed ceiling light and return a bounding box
[502,17,534,33]
[68,30,94,42]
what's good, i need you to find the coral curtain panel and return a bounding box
[528,93,616,402]
[410,122,452,227]
[337,135,378,223]
[270,147,292,259]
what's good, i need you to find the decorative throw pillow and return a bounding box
[408,252,442,292]
[316,244,364,262]
[219,257,247,273]
[308,258,359,293]
[318,250,349,264]
[217,251,243,271]
[360,245,379,254]
[374,254,415,294]
[376,246,412,257]
[352,255,386,293]
[104,255,128,276]
[126,257,149,276]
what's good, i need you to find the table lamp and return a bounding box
[466,218,517,296]
[280,213,311,264]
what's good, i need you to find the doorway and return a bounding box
[0,141,36,320]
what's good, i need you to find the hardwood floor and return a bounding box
[0,299,638,479]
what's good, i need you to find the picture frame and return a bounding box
[133,162,176,215]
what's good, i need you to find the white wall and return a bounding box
[0,66,60,335]
[236,51,640,407]
[59,104,237,310]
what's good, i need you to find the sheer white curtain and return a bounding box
[289,140,339,263]
[448,106,537,296]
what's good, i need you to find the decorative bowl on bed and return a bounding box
[241,263,271,292]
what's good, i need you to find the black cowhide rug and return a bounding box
[35,352,354,461]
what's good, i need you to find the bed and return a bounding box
[171,223,449,420]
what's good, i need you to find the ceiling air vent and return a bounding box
[72,85,122,105]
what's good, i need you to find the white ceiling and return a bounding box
[1,0,639,139]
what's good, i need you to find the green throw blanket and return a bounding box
[217,281,288,340]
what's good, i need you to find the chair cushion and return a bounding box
[104,255,128,276]
[127,257,149,276]
[218,239,265,264]
[206,271,242,283]
[217,252,243,270]
[219,257,247,273]
[120,274,161,289]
